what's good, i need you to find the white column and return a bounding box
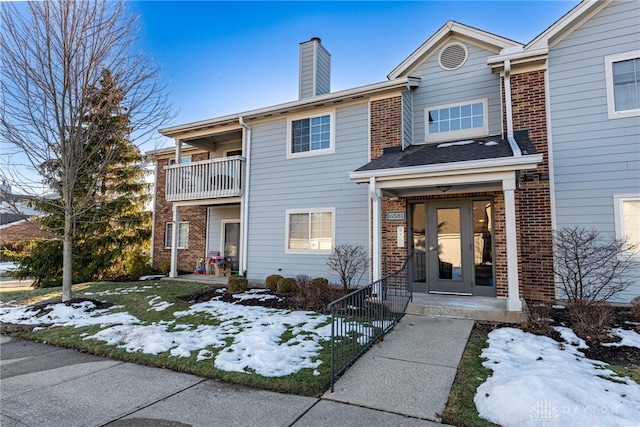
[175,138,182,163]
[170,204,180,278]
[503,176,522,311]
[369,177,382,296]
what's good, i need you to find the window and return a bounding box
[425,99,488,143]
[286,208,334,253]
[168,156,192,165]
[165,222,189,249]
[287,112,334,158]
[605,51,640,119]
[614,195,640,260]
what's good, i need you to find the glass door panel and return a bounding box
[411,203,427,292]
[436,208,462,281]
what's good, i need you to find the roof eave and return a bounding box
[349,154,543,183]
[159,77,420,138]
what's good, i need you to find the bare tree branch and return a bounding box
[1,0,173,300]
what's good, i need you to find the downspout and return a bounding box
[149,159,158,268]
[503,59,522,157]
[239,117,252,277]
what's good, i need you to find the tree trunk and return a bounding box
[62,212,73,302]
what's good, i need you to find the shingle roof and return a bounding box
[0,213,24,226]
[354,130,537,172]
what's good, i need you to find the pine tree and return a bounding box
[11,70,152,287]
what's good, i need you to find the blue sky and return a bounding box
[130,0,580,151]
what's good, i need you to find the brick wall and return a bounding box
[507,70,555,302]
[152,152,209,273]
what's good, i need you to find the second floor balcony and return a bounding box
[165,156,245,202]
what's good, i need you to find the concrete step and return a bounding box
[407,293,524,324]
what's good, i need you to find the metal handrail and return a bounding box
[328,256,412,392]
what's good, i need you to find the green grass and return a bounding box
[441,326,499,427]
[1,281,332,396]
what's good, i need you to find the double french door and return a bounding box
[410,199,495,296]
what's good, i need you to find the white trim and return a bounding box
[438,41,468,71]
[220,219,241,262]
[604,51,640,120]
[284,207,335,254]
[350,153,543,183]
[286,110,336,159]
[424,99,489,143]
[613,194,640,261]
[159,78,419,138]
[544,64,557,233]
[165,220,189,250]
[388,21,521,79]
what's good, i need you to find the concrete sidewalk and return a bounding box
[0,333,449,427]
[324,315,473,422]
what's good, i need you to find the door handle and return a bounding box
[428,246,437,251]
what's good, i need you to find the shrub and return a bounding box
[276,277,297,294]
[568,300,614,342]
[327,242,369,291]
[159,259,171,275]
[554,226,638,304]
[294,274,345,312]
[228,275,248,293]
[523,301,553,336]
[265,274,283,291]
[123,249,150,278]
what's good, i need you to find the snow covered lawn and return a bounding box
[475,326,640,426]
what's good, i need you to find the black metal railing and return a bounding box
[327,257,412,392]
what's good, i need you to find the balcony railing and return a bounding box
[165,156,244,202]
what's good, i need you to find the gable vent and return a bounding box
[439,42,468,71]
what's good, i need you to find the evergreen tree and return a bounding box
[9,70,152,287]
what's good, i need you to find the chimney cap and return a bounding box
[310,37,321,43]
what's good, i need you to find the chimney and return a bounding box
[299,37,331,99]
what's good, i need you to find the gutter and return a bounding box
[503,59,522,157]
[239,117,252,277]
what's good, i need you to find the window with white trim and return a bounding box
[614,195,640,260]
[165,222,189,249]
[425,99,488,143]
[287,112,334,158]
[168,156,192,165]
[605,51,640,119]
[285,208,334,253]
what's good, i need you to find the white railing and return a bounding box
[165,156,244,202]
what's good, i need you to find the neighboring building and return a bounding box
[0,182,49,252]
[149,0,639,308]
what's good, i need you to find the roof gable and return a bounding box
[526,0,611,51]
[388,21,522,79]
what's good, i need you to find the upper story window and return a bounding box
[287,112,334,158]
[285,208,334,253]
[168,156,192,165]
[425,99,488,143]
[605,51,640,119]
[613,194,640,260]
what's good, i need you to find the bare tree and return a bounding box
[1,1,172,301]
[553,226,639,304]
[327,243,369,291]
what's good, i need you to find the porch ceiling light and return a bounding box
[437,185,452,193]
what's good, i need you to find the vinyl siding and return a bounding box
[207,206,241,255]
[245,103,370,283]
[409,40,502,144]
[548,0,640,302]
[402,90,413,149]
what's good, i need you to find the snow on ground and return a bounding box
[0,261,17,273]
[475,327,640,427]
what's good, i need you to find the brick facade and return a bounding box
[370,74,555,303]
[152,152,209,273]
[508,70,555,302]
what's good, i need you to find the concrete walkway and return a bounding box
[0,325,463,427]
[324,314,474,422]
